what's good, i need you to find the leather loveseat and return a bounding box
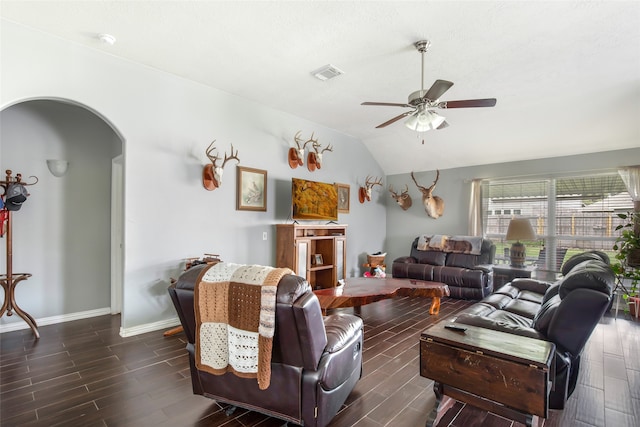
[448,251,614,409]
[168,264,364,427]
[392,235,496,299]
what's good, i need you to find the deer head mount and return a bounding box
[388,184,413,210]
[359,175,383,203]
[202,140,240,191]
[307,139,333,172]
[411,170,445,218]
[288,131,315,169]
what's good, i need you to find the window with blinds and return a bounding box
[482,172,632,270]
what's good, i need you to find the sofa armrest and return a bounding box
[393,256,416,264]
[323,313,363,353]
[510,278,553,294]
[453,313,545,340]
[472,264,494,273]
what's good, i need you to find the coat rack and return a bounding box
[1,169,40,338]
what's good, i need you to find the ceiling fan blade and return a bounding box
[436,120,449,130]
[375,111,413,128]
[362,101,412,107]
[443,98,497,108]
[423,79,454,101]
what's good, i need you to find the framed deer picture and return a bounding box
[236,166,267,211]
[336,183,350,213]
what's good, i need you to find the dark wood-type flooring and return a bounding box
[1,296,639,427]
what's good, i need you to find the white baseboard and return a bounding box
[0,307,112,334]
[119,317,181,337]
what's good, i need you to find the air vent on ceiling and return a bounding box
[311,64,345,81]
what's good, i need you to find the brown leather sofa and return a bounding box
[392,236,496,299]
[168,264,364,427]
[448,251,614,409]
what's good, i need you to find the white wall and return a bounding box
[1,20,386,333]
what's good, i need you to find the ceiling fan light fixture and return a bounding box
[405,109,445,132]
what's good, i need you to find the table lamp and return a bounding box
[506,217,536,268]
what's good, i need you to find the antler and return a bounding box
[294,131,317,150]
[206,140,221,166]
[429,169,440,190]
[311,140,322,153]
[411,171,427,191]
[366,175,383,189]
[388,184,409,196]
[221,144,240,168]
[321,144,334,154]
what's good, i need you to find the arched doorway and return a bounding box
[0,98,125,334]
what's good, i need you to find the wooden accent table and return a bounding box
[420,322,555,427]
[313,277,449,315]
[492,264,535,288]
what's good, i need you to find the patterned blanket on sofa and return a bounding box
[417,234,483,255]
[194,262,292,390]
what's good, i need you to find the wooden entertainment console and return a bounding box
[276,224,346,289]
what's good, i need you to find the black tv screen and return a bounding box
[292,178,338,221]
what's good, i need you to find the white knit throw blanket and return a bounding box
[194,262,292,390]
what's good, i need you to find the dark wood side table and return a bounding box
[420,322,555,427]
[492,264,535,288]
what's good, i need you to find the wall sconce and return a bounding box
[46,159,69,177]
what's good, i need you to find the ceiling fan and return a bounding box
[362,40,497,131]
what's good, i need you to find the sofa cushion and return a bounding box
[502,298,540,320]
[559,259,614,299]
[532,294,560,335]
[561,251,610,276]
[446,253,481,269]
[415,250,446,266]
[485,310,533,328]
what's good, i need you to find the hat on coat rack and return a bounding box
[5,183,29,211]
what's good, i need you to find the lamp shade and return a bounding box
[506,217,536,242]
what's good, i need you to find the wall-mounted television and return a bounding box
[292,178,338,221]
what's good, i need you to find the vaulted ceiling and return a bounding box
[2,1,639,175]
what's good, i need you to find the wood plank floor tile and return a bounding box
[1,296,638,427]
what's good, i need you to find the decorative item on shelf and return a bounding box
[236,166,267,211]
[307,139,333,172]
[359,175,383,203]
[185,253,221,270]
[411,170,444,218]
[312,254,324,266]
[288,131,314,169]
[388,184,413,210]
[202,140,240,191]
[506,217,536,268]
[46,159,69,177]
[336,183,350,213]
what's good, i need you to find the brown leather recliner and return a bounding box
[168,264,364,427]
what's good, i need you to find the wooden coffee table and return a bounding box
[313,277,449,315]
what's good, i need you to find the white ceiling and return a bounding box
[2,1,639,175]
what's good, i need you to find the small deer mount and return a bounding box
[359,175,383,203]
[388,184,413,210]
[307,139,333,172]
[288,131,314,169]
[411,170,445,218]
[202,140,240,191]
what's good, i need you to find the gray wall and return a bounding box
[1,20,386,333]
[385,148,640,265]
